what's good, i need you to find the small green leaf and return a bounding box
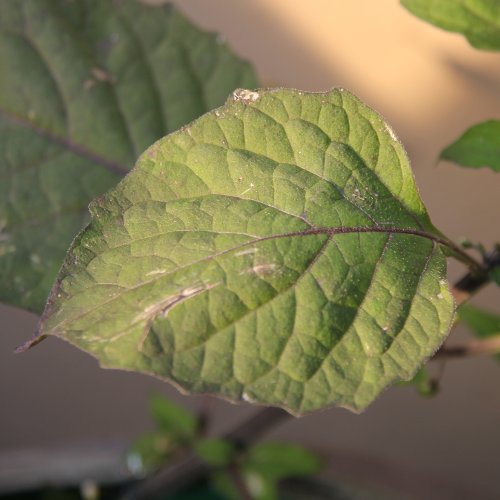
[129,395,196,473]
[441,120,500,172]
[195,438,235,467]
[401,0,500,50]
[245,442,322,480]
[129,430,178,471]
[0,0,257,313]
[150,394,197,440]
[458,304,500,337]
[458,304,500,360]
[210,470,242,500]
[211,468,279,500]
[244,471,277,500]
[28,88,455,414]
[489,266,500,286]
[401,366,439,397]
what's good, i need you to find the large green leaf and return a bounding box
[401,0,500,50]
[149,394,198,441]
[441,120,500,172]
[24,88,456,413]
[0,0,257,313]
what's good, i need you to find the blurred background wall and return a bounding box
[1,0,500,497]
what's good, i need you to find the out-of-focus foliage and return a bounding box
[0,0,257,313]
[441,120,500,172]
[458,304,500,361]
[401,0,500,50]
[129,395,322,500]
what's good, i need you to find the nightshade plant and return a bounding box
[19,85,462,414]
[2,0,500,495]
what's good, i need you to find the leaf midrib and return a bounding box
[45,225,449,335]
[0,108,129,175]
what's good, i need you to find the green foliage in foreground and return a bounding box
[213,442,322,500]
[0,0,257,313]
[130,395,321,500]
[28,87,456,414]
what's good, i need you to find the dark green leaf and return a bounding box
[459,304,500,337]
[0,0,257,313]
[401,0,500,50]
[195,438,235,467]
[210,470,242,500]
[458,304,500,360]
[245,442,322,480]
[27,88,455,414]
[441,120,500,172]
[129,430,178,471]
[489,266,500,286]
[400,366,439,397]
[244,472,277,500]
[150,394,197,440]
[211,469,277,500]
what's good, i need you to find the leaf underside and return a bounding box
[401,0,500,50]
[30,88,455,414]
[441,120,500,172]
[0,0,257,313]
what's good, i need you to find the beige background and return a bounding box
[1,0,500,497]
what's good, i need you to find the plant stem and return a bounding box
[451,271,490,306]
[121,407,289,500]
[434,248,500,361]
[227,462,254,500]
[450,245,500,305]
[443,238,486,276]
[435,335,500,359]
